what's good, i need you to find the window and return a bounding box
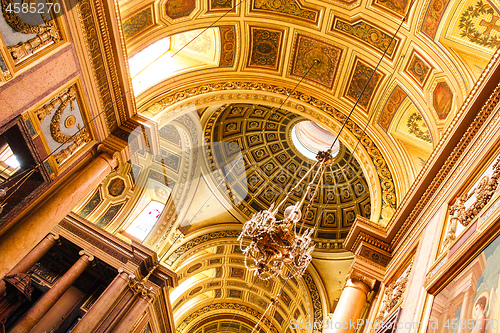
[128,28,220,96]
[125,200,165,241]
[0,138,20,182]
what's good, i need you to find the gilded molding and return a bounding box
[34,85,91,165]
[77,0,128,132]
[167,230,323,331]
[128,274,156,300]
[346,268,377,290]
[351,231,391,253]
[36,85,75,122]
[332,18,399,59]
[178,302,279,333]
[390,59,500,249]
[8,21,61,61]
[49,86,90,144]
[442,154,500,249]
[97,143,122,170]
[1,0,48,34]
[375,258,413,322]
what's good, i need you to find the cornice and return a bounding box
[386,46,500,249]
[347,256,385,289]
[76,0,136,135]
[345,46,500,262]
[55,212,177,288]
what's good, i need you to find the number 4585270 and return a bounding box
[4,1,61,15]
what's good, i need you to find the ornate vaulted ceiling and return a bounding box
[204,103,371,250]
[74,0,500,330]
[165,230,323,332]
[118,0,500,198]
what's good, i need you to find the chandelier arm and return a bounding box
[269,227,294,249]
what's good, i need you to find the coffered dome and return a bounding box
[204,103,371,250]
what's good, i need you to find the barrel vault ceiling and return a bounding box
[75,0,500,331]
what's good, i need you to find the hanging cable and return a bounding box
[250,267,295,333]
[309,0,416,232]
[222,278,258,332]
[327,2,414,153]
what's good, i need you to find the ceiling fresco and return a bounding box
[71,0,500,330]
[289,33,344,89]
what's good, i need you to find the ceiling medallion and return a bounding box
[238,149,334,280]
[64,115,76,128]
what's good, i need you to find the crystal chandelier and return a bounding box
[238,149,334,280]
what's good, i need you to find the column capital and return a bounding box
[345,270,375,292]
[47,233,61,245]
[97,136,130,171]
[96,145,120,170]
[79,250,95,263]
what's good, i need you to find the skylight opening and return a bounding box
[291,121,339,161]
[4,153,19,169]
[128,28,220,96]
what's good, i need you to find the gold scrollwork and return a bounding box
[35,85,91,165]
[49,86,88,144]
[1,0,49,34]
[376,259,414,322]
[8,20,60,61]
[443,154,500,250]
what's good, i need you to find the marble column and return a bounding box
[0,233,59,296]
[326,279,371,333]
[111,291,153,333]
[71,270,130,333]
[10,251,94,333]
[0,152,117,279]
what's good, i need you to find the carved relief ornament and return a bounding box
[375,259,414,322]
[7,20,61,61]
[443,154,500,249]
[35,85,91,165]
